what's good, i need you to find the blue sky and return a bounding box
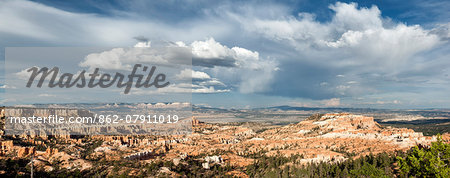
[0,0,449,109]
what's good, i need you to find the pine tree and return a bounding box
[397,134,450,178]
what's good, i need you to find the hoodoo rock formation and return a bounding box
[0,113,445,176]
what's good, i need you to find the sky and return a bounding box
[0,0,449,109]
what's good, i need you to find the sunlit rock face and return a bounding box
[0,113,440,175]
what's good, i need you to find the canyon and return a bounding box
[0,108,448,176]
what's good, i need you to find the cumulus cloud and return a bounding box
[237,2,440,68]
[189,38,238,67]
[178,38,278,93]
[14,66,45,80]
[223,1,448,100]
[175,69,228,93]
[78,38,277,94]
[1,0,449,107]
[80,48,132,70]
[176,69,210,80]
[79,46,192,71]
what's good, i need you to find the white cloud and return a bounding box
[0,85,16,89]
[79,46,191,71]
[134,41,151,47]
[14,66,61,83]
[1,0,449,107]
[184,38,278,93]
[176,69,210,80]
[326,30,364,48]
[234,2,441,70]
[175,68,228,92]
[78,37,276,94]
[223,2,446,100]
[191,71,208,80]
[191,86,230,93]
[0,0,233,46]
[187,38,265,68]
[15,67,37,80]
[329,2,382,32]
[80,48,132,70]
[198,78,225,87]
[190,38,237,65]
[321,98,341,107]
[320,82,329,86]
